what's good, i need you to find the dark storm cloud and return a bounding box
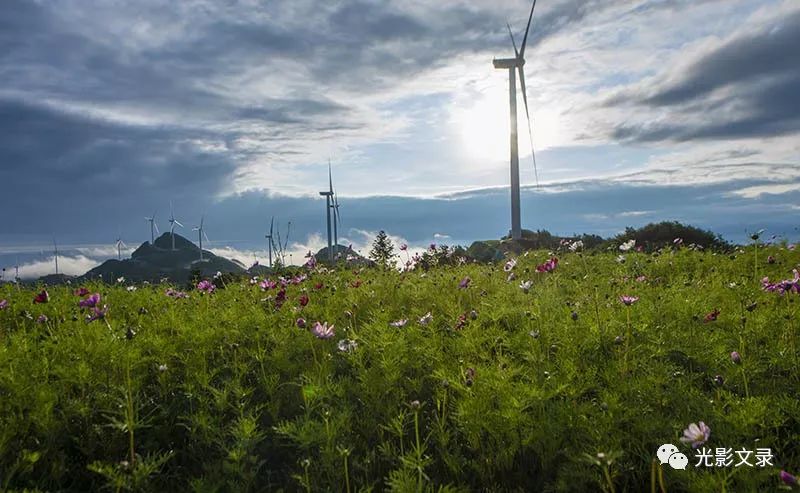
[606,7,800,143]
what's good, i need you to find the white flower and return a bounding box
[126,286,137,292]
[507,272,516,282]
[616,255,626,264]
[337,339,358,353]
[619,240,636,252]
[158,364,168,372]
[419,312,433,326]
[389,319,408,328]
[214,271,223,279]
[116,276,125,283]
[569,240,583,252]
[519,280,532,293]
[504,258,517,272]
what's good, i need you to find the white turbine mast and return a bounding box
[115,234,127,260]
[168,201,184,251]
[53,238,59,275]
[145,210,159,245]
[192,215,210,261]
[493,0,539,240]
[319,161,335,263]
[329,161,342,260]
[265,216,275,268]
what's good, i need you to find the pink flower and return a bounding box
[304,256,317,269]
[36,314,48,323]
[680,421,710,448]
[87,305,108,322]
[197,280,215,294]
[635,275,647,282]
[74,287,90,297]
[458,277,471,289]
[703,308,720,323]
[299,294,309,307]
[780,470,798,487]
[535,257,559,273]
[619,295,639,306]
[311,321,335,339]
[33,290,49,304]
[0,299,8,310]
[730,351,741,364]
[78,293,101,308]
[296,317,306,329]
[165,288,189,299]
[259,279,277,290]
[400,244,408,251]
[314,282,324,290]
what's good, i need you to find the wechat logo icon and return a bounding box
[657,444,689,470]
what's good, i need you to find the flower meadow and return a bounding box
[0,244,799,492]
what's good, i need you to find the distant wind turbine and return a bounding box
[265,216,275,268]
[329,161,342,258]
[192,216,210,261]
[493,0,539,240]
[168,201,184,251]
[319,161,335,263]
[115,235,127,260]
[145,211,159,244]
[53,238,59,275]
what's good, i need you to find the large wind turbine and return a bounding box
[192,216,210,261]
[265,216,275,268]
[145,211,159,245]
[329,161,342,257]
[493,0,539,240]
[115,236,127,260]
[168,202,184,251]
[319,162,334,263]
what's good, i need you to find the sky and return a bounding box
[1,0,799,277]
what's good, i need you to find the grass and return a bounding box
[0,243,798,492]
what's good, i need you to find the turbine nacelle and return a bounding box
[492,57,525,69]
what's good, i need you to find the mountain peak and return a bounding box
[152,232,199,251]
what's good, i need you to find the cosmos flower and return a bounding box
[519,280,532,293]
[0,299,8,310]
[165,288,189,299]
[703,308,720,323]
[36,314,48,323]
[158,364,168,372]
[679,421,711,448]
[126,286,137,292]
[419,312,432,326]
[780,471,798,487]
[761,270,800,294]
[673,238,684,246]
[535,257,558,273]
[296,317,306,329]
[399,244,408,251]
[389,319,408,328]
[767,255,776,264]
[351,279,362,288]
[730,351,742,364]
[635,275,647,282]
[619,239,636,252]
[116,277,125,284]
[314,282,324,290]
[74,287,90,297]
[337,339,358,353]
[260,279,277,290]
[459,277,471,289]
[619,295,639,306]
[569,240,583,252]
[79,293,101,308]
[506,272,516,282]
[311,321,335,339]
[616,255,626,264]
[298,294,309,307]
[33,290,49,304]
[504,259,517,272]
[87,305,108,322]
[197,280,215,294]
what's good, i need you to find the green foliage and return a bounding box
[369,231,397,269]
[609,221,732,252]
[0,243,798,491]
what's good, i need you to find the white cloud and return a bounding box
[16,255,101,280]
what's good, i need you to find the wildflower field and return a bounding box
[1,244,799,492]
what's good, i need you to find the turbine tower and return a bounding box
[493,0,539,240]
[145,211,159,244]
[328,161,342,259]
[192,216,210,261]
[115,236,127,260]
[319,163,334,263]
[53,238,59,275]
[168,201,184,251]
[265,216,275,268]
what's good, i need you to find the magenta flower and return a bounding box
[761,270,800,294]
[780,470,798,487]
[619,295,639,306]
[296,317,306,329]
[0,299,8,310]
[74,287,90,297]
[259,279,277,290]
[311,321,335,339]
[197,280,215,294]
[33,290,49,304]
[730,351,742,364]
[459,276,471,289]
[400,243,408,251]
[87,305,108,322]
[78,293,101,308]
[535,257,558,273]
[680,421,710,448]
[36,314,48,324]
[298,294,309,307]
[703,308,720,323]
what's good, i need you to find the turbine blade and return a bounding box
[174,220,184,228]
[507,22,519,57]
[154,223,160,234]
[519,0,537,58]
[200,215,204,229]
[518,66,540,187]
[203,231,210,243]
[269,216,274,236]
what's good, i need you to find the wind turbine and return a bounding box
[319,162,334,263]
[329,161,342,258]
[115,235,127,260]
[145,211,159,244]
[192,216,210,261]
[168,201,184,251]
[493,0,539,240]
[265,216,275,268]
[53,238,59,275]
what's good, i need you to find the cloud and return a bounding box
[15,255,100,279]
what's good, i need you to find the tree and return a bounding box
[369,231,396,269]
